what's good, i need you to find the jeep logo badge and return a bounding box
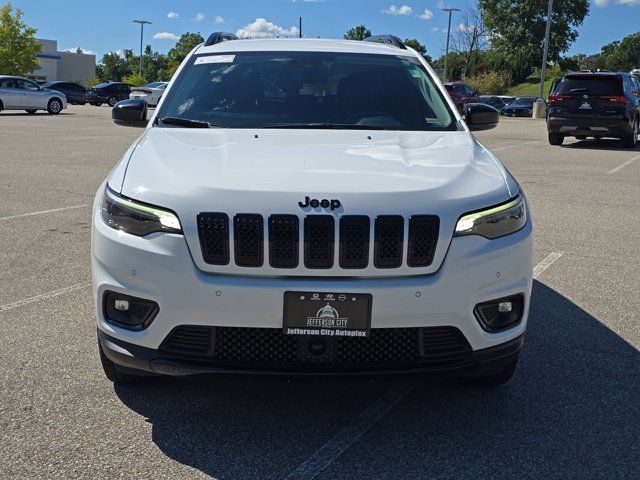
[298,196,341,210]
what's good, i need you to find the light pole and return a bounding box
[538,0,554,100]
[442,8,460,82]
[133,19,152,77]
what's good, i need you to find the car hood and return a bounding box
[114,127,516,276]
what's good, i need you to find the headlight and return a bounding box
[101,186,182,236]
[454,194,526,239]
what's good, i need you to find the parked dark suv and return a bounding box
[86,82,133,107]
[42,81,87,105]
[547,72,640,147]
[444,82,481,114]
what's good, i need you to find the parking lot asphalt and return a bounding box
[1,106,639,479]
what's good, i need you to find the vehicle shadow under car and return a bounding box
[114,281,640,480]
[561,138,640,151]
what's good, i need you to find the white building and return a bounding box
[28,39,96,86]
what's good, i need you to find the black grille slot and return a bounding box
[374,216,404,268]
[304,215,335,269]
[269,215,299,268]
[234,214,264,267]
[160,325,213,356]
[198,213,229,265]
[338,328,420,364]
[421,327,471,358]
[339,216,370,269]
[408,216,439,267]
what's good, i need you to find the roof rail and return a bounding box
[204,32,239,47]
[363,35,406,50]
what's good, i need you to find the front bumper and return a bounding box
[86,93,107,104]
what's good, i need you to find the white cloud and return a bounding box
[418,8,434,19]
[456,23,478,33]
[214,15,224,24]
[194,12,205,22]
[236,18,300,38]
[153,32,179,41]
[63,47,95,55]
[167,12,178,19]
[381,5,413,15]
[595,0,640,5]
[437,0,445,8]
[617,0,640,4]
[431,26,439,32]
[594,0,610,5]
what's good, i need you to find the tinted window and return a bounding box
[511,97,534,106]
[15,79,39,91]
[158,51,455,131]
[94,83,109,89]
[0,78,16,88]
[556,76,622,96]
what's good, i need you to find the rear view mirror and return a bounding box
[112,99,148,127]
[465,103,499,131]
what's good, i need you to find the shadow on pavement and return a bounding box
[562,137,640,151]
[115,280,639,479]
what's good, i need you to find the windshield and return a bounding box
[511,98,534,106]
[156,51,455,130]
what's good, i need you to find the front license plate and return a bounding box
[283,291,372,337]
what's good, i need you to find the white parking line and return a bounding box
[0,204,89,221]
[0,282,91,313]
[284,382,415,480]
[533,252,564,279]
[607,154,640,175]
[492,141,540,152]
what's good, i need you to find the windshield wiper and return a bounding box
[259,123,388,130]
[160,116,222,128]
[569,88,588,93]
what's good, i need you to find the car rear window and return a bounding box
[556,76,622,96]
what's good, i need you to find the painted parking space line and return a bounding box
[0,204,90,221]
[492,141,540,152]
[284,382,416,480]
[607,154,640,175]
[533,252,564,279]
[0,282,91,313]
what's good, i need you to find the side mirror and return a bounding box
[112,99,148,127]
[465,103,499,131]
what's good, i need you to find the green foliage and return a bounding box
[96,51,129,82]
[479,0,589,82]
[166,32,204,77]
[344,25,371,41]
[0,3,40,76]
[403,39,432,63]
[599,32,640,71]
[465,71,512,95]
[432,52,466,81]
[122,73,146,86]
[86,76,102,88]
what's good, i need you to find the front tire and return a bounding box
[99,342,151,385]
[25,109,37,114]
[622,119,638,148]
[47,98,63,114]
[548,132,564,146]
[108,96,118,107]
[459,356,519,386]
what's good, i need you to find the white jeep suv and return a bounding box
[93,34,532,386]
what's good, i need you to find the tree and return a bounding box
[451,4,488,77]
[344,25,371,41]
[479,0,589,82]
[403,39,432,63]
[96,52,130,82]
[166,32,204,77]
[0,3,40,75]
[122,72,146,86]
[600,32,640,72]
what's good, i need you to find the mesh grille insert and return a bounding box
[198,213,229,265]
[268,215,299,268]
[374,216,404,268]
[160,325,213,356]
[408,216,439,267]
[339,216,370,269]
[304,215,335,269]
[234,214,264,267]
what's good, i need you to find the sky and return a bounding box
[9,0,640,60]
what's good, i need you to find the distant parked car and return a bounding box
[547,72,640,147]
[496,95,515,105]
[444,82,481,114]
[479,95,509,112]
[42,81,87,105]
[631,69,640,81]
[501,97,538,117]
[86,82,133,107]
[0,75,67,114]
[129,82,168,106]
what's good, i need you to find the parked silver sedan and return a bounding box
[0,75,67,114]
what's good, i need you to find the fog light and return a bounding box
[474,294,524,332]
[114,299,130,311]
[498,302,512,313]
[103,291,159,330]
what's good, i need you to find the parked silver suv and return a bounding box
[0,76,67,114]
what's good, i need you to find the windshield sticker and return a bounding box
[195,55,236,65]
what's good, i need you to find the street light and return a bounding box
[442,8,461,83]
[538,0,554,100]
[133,19,152,76]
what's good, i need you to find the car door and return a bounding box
[16,79,47,108]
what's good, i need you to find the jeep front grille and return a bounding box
[197,213,439,271]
